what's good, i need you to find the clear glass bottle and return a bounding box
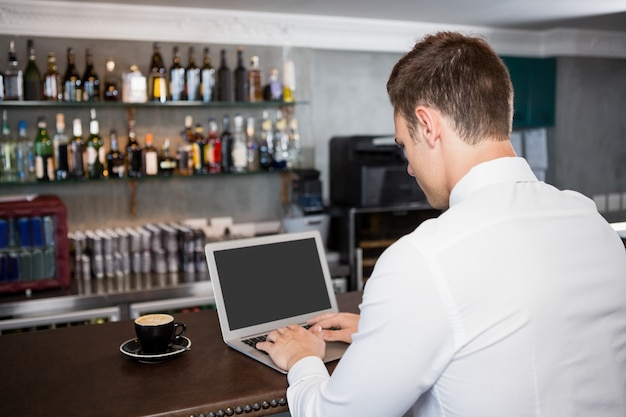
[69,118,85,179]
[246,116,260,172]
[287,116,302,169]
[258,110,274,170]
[169,46,185,101]
[105,129,125,179]
[231,114,247,173]
[142,133,159,176]
[233,46,248,102]
[206,118,221,174]
[282,46,296,102]
[16,120,35,182]
[247,56,263,102]
[148,42,167,102]
[64,47,82,102]
[4,40,24,101]
[217,49,232,102]
[53,113,70,180]
[200,47,215,103]
[126,119,143,177]
[272,109,288,170]
[0,110,18,182]
[86,109,104,179]
[43,52,63,101]
[185,46,200,101]
[82,48,100,102]
[34,117,54,181]
[158,138,177,176]
[23,39,42,101]
[103,57,119,101]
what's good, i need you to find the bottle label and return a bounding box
[145,153,158,175]
[35,156,44,179]
[87,147,98,164]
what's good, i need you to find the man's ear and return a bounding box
[414,106,441,148]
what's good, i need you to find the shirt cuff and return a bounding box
[287,356,330,385]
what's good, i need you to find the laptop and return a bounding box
[205,230,348,373]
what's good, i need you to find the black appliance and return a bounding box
[329,135,426,207]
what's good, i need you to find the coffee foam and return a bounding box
[135,314,174,326]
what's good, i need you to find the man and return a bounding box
[257,31,626,416]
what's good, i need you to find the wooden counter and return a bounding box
[0,291,363,417]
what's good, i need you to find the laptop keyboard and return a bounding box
[242,324,312,350]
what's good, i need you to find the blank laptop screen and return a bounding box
[214,237,332,330]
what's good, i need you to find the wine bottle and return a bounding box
[23,39,42,101]
[200,47,215,103]
[103,57,119,101]
[217,49,232,102]
[126,119,143,177]
[233,46,248,102]
[143,133,159,176]
[220,114,233,172]
[106,129,125,179]
[0,110,18,182]
[148,42,167,102]
[247,56,263,102]
[69,118,86,179]
[206,118,221,174]
[64,48,82,102]
[4,41,24,101]
[53,113,70,180]
[169,46,185,101]
[43,52,63,101]
[86,109,104,179]
[34,117,54,181]
[185,46,200,101]
[82,49,100,101]
[231,114,247,172]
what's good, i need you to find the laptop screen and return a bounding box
[213,237,332,330]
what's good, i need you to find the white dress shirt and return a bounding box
[287,157,626,417]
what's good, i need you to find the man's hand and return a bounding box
[307,312,360,344]
[256,324,326,371]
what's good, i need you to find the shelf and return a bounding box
[0,100,306,109]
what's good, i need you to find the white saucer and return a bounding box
[119,336,191,363]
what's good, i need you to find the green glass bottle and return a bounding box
[86,108,104,179]
[34,116,54,181]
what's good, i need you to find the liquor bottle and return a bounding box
[0,65,4,100]
[69,118,86,179]
[185,46,200,101]
[53,113,70,180]
[200,47,215,103]
[233,46,248,102]
[183,115,194,144]
[86,109,104,179]
[34,117,54,181]
[0,110,18,182]
[258,110,274,170]
[148,42,167,102]
[191,123,206,175]
[64,48,82,102]
[159,138,177,176]
[286,116,302,169]
[169,46,185,101]
[217,49,232,102]
[263,67,283,101]
[105,129,125,179]
[205,118,221,174]
[126,119,143,177]
[282,46,296,102]
[247,56,263,102]
[103,57,119,101]
[82,49,100,101]
[143,133,159,176]
[23,39,42,101]
[231,114,247,173]
[16,120,35,182]
[43,52,63,101]
[246,116,260,172]
[220,115,233,172]
[4,41,24,101]
[272,109,288,170]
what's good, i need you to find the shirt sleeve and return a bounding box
[286,237,457,416]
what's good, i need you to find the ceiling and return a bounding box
[66,0,626,33]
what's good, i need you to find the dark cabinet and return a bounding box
[501,56,556,129]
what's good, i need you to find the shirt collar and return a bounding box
[449,157,539,207]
